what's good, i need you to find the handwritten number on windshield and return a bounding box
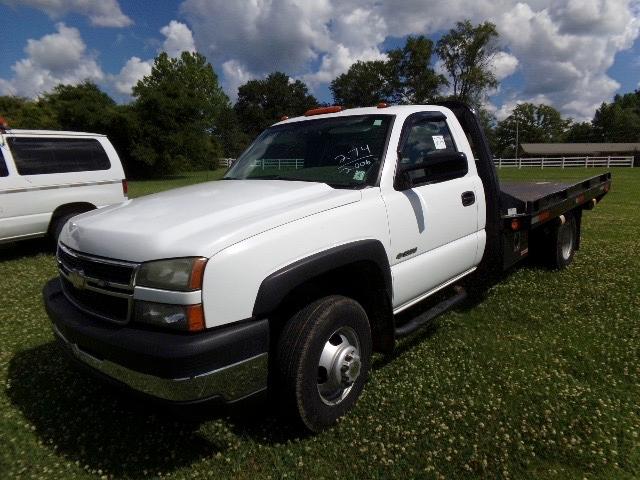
[336,145,373,174]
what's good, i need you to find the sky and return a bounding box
[0,0,639,121]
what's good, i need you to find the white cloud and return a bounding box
[160,20,196,58]
[181,0,334,74]
[491,52,519,81]
[108,20,197,97]
[303,45,387,88]
[110,57,153,95]
[2,0,133,27]
[180,0,639,120]
[0,23,103,98]
[221,59,254,101]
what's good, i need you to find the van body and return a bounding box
[0,129,127,244]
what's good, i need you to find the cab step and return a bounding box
[394,286,467,338]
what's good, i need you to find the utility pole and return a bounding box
[515,115,519,160]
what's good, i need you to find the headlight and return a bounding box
[135,301,205,332]
[136,257,207,291]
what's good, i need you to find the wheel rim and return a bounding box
[559,221,574,260]
[317,326,362,406]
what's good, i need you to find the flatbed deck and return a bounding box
[500,173,612,219]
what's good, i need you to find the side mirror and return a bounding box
[394,151,468,190]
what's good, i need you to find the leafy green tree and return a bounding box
[478,108,499,155]
[0,96,58,129]
[330,60,393,108]
[565,122,599,143]
[494,103,571,157]
[42,82,116,133]
[592,91,640,142]
[131,52,230,176]
[235,72,317,139]
[216,106,250,158]
[435,20,499,107]
[386,35,447,104]
[331,36,444,108]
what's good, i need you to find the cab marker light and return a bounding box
[304,106,343,116]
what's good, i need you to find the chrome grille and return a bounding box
[57,243,139,324]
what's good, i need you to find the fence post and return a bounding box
[561,157,565,168]
[607,156,610,167]
[499,158,502,169]
[518,157,522,169]
[541,158,544,169]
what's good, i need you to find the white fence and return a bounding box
[219,158,304,169]
[220,156,635,169]
[494,156,634,168]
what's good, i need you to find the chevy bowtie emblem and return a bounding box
[68,269,87,290]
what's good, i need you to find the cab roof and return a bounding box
[2,129,105,137]
[274,104,451,126]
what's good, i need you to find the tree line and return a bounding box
[1,20,639,178]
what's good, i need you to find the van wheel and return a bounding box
[50,212,79,246]
[548,213,577,269]
[277,295,372,432]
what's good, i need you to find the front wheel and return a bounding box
[276,295,372,432]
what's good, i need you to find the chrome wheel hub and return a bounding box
[559,222,574,260]
[317,326,361,406]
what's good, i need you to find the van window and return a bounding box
[0,149,8,177]
[7,137,110,175]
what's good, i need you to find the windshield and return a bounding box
[224,114,393,188]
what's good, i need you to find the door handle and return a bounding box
[461,191,475,206]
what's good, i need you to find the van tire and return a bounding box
[276,295,372,432]
[50,212,79,246]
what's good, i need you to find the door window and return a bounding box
[398,117,467,187]
[400,118,457,165]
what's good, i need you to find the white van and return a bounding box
[0,126,127,245]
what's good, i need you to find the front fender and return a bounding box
[252,239,392,318]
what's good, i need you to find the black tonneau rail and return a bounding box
[500,172,612,230]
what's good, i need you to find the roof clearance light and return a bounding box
[304,106,343,116]
[377,102,389,108]
[280,115,289,121]
[0,117,9,131]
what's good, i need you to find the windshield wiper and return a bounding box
[245,174,287,180]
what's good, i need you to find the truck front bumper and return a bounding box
[43,278,269,403]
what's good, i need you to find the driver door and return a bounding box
[383,112,480,311]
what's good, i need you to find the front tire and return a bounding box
[276,295,372,432]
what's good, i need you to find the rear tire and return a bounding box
[547,212,578,269]
[276,295,372,432]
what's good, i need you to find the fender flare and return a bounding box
[252,239,392,318]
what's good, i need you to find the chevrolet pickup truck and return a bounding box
[43,102,611,431]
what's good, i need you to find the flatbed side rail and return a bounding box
[501,172,612,231]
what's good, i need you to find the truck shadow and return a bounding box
[6,342,306,478]
[0,238,52,261]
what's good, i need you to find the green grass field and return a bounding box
[0,168,638,479]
